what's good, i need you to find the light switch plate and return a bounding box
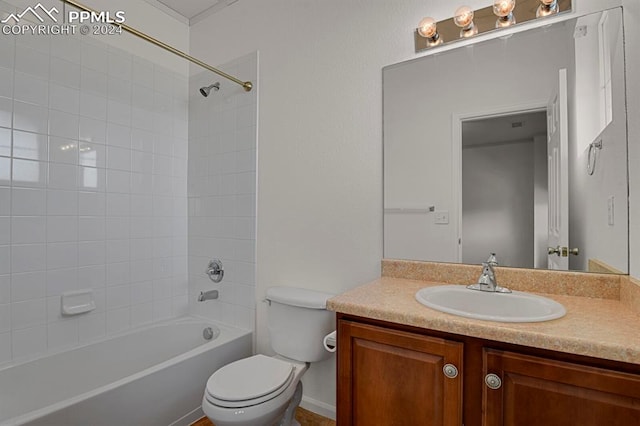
[435,211,449,225]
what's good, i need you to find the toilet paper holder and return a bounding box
[323,330,337,353]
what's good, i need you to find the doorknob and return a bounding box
[548,246,561,256]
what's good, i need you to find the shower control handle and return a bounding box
[206,259,224,283]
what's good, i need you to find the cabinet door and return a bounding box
[337,320,463,426]
[483,348,640,425]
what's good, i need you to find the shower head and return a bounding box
[199,82,220,97]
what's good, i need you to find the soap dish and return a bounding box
[61,289,96,316]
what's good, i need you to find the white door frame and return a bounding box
[452,101,547,262]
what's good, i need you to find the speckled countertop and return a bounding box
[328,271,640,365]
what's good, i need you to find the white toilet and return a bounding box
[202,286,335,426]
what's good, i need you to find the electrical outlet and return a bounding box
[435,211,449,225]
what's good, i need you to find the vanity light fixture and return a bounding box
[493,0,517,28]
[537,0,559,17]
[414,0,571,53]
[454,6,478,38]
[417,17,443,46]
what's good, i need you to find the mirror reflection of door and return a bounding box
[461,109,548,269]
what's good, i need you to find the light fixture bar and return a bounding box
[61,0,253,92]
[415,0,572,53]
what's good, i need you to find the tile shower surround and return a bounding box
[0,31,190,364]
[187,53,258,332]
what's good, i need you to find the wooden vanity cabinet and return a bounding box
[337,315,640,426]
[483,349,640,425]
[337,319,463,426]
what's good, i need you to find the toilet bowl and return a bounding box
[202,287,335,426]
[202,355,307,426]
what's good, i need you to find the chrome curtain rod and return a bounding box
[61,0,253,92]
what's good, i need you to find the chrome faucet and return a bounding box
[198,289,219,302]
[467,253,511,293]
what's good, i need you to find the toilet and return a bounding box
[202,286,335,426]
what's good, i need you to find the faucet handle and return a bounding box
[486,253,498,266]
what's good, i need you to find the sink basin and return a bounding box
[415,285,566,323]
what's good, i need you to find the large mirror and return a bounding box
[383,8,628,274]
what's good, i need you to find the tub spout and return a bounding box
[198,289,219,302]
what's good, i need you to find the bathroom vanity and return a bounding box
[329,261,640,426]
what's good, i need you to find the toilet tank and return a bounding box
[265,287,335,363]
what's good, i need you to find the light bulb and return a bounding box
[454,6,474,29]
[493,0,516,18]
[417,17,437,39]
[537,0,559,17]
[493,0,516,28]
[417,17,442,46]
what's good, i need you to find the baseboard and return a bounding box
[171,406,204,426]
[300,396,336,420]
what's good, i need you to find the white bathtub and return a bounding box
[0,317,252,426]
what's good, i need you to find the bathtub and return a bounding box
[0,317,252,426]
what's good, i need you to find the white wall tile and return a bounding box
[11,298,47,330]
[0,303,10,333]
[105,217,129,240]
[49,137,78,165]
[0,332,11,364]
[106,146,131,171]
[78,265,105,289]
[12,216,46,244]
[106,306,130,334]
[78,191,105,216]
[47,242,78,270]
[49,35,77,65]
[78,216,105,241]
[49,110,79,140]
[107,100,131,126]
[12,188,46,216]
[0,275,10,305]
[79,92,108,121]
[80,67,107,97]
[12,243,46,273]
[13,159,47,188]
[47,319,79,351]
[49,84,80,115]
[47,190,78,215]
[0,187,10,216]
[106,123,131,148]
[0,217,8,246]
[12,325,46,360]
[13,101,48,134]
[50,57,81,90]
[78,241,105,267]
[105,261,130,286]
[78,311,105,343]
[78,141,106,168]
[130,302,152,327]
[14,46,49,79]
[0,67,13,99]
[46,267,78,297]
[47,216,78,243]
[2,35,189,363]
[13,72,48,107]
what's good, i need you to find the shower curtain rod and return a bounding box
[61,0,253,92]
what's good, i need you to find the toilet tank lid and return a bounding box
[266,287,335,309]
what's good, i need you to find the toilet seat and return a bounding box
[205,355,295,409]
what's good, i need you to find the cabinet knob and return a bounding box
[485,373,502,389]
[443,364,459,379]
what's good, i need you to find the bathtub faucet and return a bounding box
[198,289,219,302]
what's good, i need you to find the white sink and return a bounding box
[415,285,566,323]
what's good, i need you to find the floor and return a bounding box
[193,407,336,426]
